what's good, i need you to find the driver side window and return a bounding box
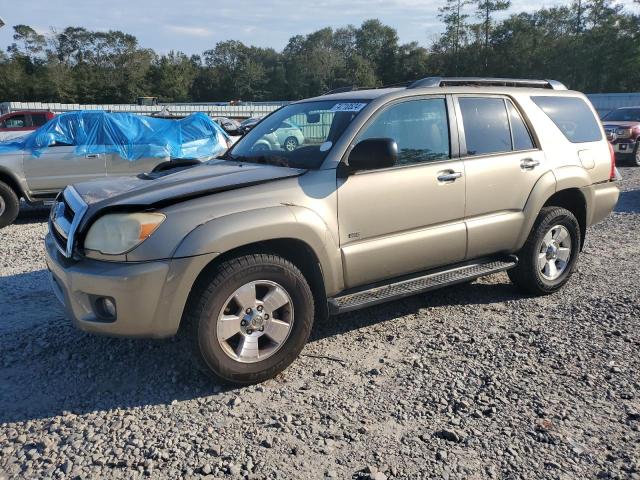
[357,98,450,166]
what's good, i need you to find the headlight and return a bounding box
[616,128,632,138]
[84,212,166,255]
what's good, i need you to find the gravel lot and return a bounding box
[1,167,639,480]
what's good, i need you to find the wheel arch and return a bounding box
[182,237,330,332]
[542,188,587,249]
[0,167,25,200]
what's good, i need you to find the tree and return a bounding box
[8,25,46,59]
[475,0,511,70]
[438,0,472,74]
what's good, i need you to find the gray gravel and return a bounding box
[1,167,639,479]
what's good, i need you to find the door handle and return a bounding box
[85,153,100,158]
[437,171,463,182]
[520,158,540,170]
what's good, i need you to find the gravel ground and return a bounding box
[0,167,639,480]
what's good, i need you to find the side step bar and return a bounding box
[328,255,518,314]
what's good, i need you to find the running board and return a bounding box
[328,256,518,314]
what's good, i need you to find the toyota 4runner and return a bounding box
[45,77,620,384]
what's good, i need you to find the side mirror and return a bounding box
[346,138,397,172]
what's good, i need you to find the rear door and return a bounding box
[454,95,548,259]
[337,96,467,288]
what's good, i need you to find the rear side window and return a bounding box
[531,96,602,143]
[459,97,511,155]
[506,101,534,150]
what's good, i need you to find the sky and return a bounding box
[0,0,637,54]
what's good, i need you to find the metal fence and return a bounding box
[3,93,640,122]
[586,93,640,118]
[0,101,284,120]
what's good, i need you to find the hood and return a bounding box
[73,160,305,228]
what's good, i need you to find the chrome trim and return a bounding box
[49,186,88,258]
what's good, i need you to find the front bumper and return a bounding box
[611,139,637,157]
[45,234,217,338]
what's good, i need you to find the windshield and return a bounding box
[603,108,640,122]
[225,100,370,169]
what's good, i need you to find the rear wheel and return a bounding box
[0,181,19,228]
[283,136,298,152]
[186,253,314,384]
[508,207,581,295]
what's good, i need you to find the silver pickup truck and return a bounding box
[0,111,229,227]
[45,77,620,385]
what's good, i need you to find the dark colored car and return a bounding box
[602,107,640,166]
[0,111,55,141]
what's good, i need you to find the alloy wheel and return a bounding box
[216,280,294,363]
[538,225,572,281]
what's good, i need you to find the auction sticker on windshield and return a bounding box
[330,103,367,112]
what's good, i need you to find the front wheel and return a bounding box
[633,143,640,167]
[508,207,581,295]
[186,253,315,384]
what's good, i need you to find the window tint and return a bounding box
[31,114,49,126]
[459,98,511,156]
[358,99,450,166]
[532,96,602,143]
[506,101,534,150]
[5,115,26,128]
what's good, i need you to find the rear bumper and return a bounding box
[581,181,620,227]
[45,234,217,338]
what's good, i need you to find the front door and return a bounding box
[337,97,467,288]
[23,145,107,195]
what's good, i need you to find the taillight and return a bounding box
[608,142,616,180]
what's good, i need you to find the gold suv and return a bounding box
[45,77,620,384]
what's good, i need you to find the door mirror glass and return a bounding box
[347,138,398,171]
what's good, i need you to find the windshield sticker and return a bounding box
[319,141,333,152]
[330,103,367,113]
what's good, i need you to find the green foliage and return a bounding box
[0,5,638,104]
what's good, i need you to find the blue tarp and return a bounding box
[0,111,230,161]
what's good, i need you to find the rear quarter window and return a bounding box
[531,96,602,143]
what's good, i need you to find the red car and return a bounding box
[602,106,640,167]
[0,111,55,141]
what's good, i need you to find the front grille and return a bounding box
[48,186,88,258]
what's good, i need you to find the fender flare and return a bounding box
[173,204,344,295]
[514,166,592,250]
[0,166,28,200]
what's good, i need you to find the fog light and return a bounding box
[96,297,117,319]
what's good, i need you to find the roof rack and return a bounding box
[323,86,359,95]
[322,82,414,96]
[407,77,567,90]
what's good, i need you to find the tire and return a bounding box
[0,181,20,229]
[633,142,640,167]
[508,207,581,296]
[185,253,315,385]
[283,136,298,152]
